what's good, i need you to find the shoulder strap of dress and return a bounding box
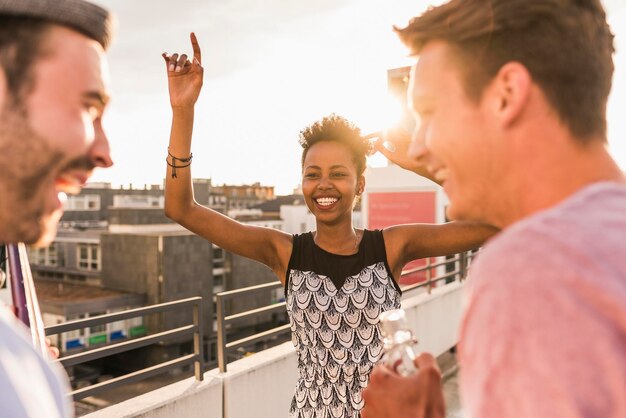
[284,232,313,294]
[368,229,387,260]
[366,229,402,294]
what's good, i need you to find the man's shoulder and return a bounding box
[0,305,72,416]
[543,181,626,227]
[0,306,32,343]
[471,181,626,285]
[498,181,623,241]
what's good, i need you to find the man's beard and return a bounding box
[0,108,65,245]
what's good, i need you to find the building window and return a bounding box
[29,247,45,265]
[127,316,146,338]
[89,312,107,334]
[113,195,163,208]
[65,194,101,211]
[48,244,57,266]
[28,243,58,266]
[77,244,100,271]
[64,314,86,351]
[214,273,225,287]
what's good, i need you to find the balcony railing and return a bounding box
[216,282,289,372]
[215,251,475,372]
[45,296,204,401]
[39,251,474,403]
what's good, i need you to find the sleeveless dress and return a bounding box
[285,229,402,418]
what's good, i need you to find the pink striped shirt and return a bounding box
[459,182,626,418]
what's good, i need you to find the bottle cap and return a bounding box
[379,309,413,344]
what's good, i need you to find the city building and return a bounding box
[25,179,288,375]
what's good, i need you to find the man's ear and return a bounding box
[491,62,532,127]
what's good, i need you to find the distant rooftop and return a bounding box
[251,195,305,212]
[106,224,189,235]
[234,214,282,222]
[36,279,134,303]
[83,182,164,191]
[84,182,112,189]
[36,278,145,316]
[56,228,106,243]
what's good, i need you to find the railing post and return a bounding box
[216,293,227,373]
[459,252,467,281]
[426,258,433,294]
[193,299,204,381]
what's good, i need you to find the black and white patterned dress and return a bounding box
[285,229,402,417]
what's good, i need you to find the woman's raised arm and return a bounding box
[162,33,292,280]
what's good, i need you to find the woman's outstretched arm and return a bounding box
[162,33,292,280]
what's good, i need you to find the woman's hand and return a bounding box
[162,32,204,109]
[370,128,439,185]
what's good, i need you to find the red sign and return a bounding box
[368,191,436,285]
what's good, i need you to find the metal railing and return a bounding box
[400,251,474,294]
[216,282,289,372]
[45,296,204,401]
[215,251,475,372]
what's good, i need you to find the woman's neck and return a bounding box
[313,221,361,255]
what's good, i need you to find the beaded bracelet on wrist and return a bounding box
[167,148,193,178]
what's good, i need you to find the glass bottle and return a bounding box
[379,308,418,376]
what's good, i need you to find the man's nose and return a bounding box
[408,126,428,162]
[89,123,113,168]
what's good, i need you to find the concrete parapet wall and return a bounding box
[85,370,223,418]
[85,282,464,418]
[222,342,297,418]
[402,281,464,357]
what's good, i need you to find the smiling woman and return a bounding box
[299,116,368,253]
[161,33,499,417]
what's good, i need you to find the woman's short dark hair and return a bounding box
[299,114,372,176]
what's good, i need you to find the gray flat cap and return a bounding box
[0,0,114,49]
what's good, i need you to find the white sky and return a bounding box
[91,0,626,195]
